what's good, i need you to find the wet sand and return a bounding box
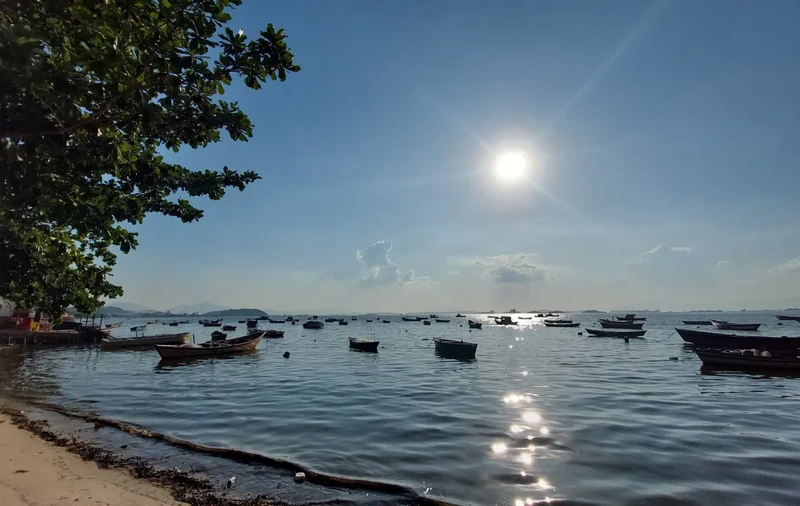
[0,413,186,506]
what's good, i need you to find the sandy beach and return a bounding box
[0,413,186,506]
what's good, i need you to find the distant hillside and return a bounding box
[582,309,605,313]
[201,308,268,317]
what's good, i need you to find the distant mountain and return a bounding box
[112,302,155,312]
[201,308,269,317]
[582,309,605,313]
[166,302,228,314]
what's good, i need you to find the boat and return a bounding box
[494,316,517,325]
[518,316,532,320]
[468,320,482,329]
[423,320,431,325]
[544,319,572,324]
[155,333,263,360]
[585,328,647,338]
[430,314,438,319]
[710,320,761,331]
[599,319,644,329]
[222,324,236,331]
[776,315,800,322]
[246,319,258,328]
[238,320,246,323]
[545,313,557,317]
[615,314,646,322]
[682,320,712,325]
[263,329,284,338]
[268,318,285,324]
[366,319,373,322]
[351,316,357,321]
[303,321,324,329]
[211,331,227,340]
[544,321,580,327]
[324,318,338,323]
[349,337,379,353]
[401,316,417,322]
[382,320,390,323]
[101,332,190,350]
[435,319,450,323]
[694,348,800,371]
[675,328,800,351]
[178,320,190,324]
[257,316,269,320]
[433,338,477,360]
[535,313,546,318]
[203,322,221,327]
[130,325,146,332]
[339,319,348,325]
[456,313,465,318]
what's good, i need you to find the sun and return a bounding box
[494,151,528,182]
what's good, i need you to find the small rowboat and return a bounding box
[382,320,391,323]
[544,321,580,327]
[338,319,349,325]
[435,319,450,323]
[468,320,482,329]
[303,321,324,329]
[710,320,761,331]
[238,320,247,323]
[222,325,236,331]
[101,332,189,350]
[434,338,477,360]
[585,328,646,338]
[599,319,644,329]
[168,321,180,326]
[615,314,646,322]
[675,328,800,351]
[517,316,532,320]
[155,333,263,360]
[776,315,800,322]
[349,337,379,353]
[494,316,517,325]
[324,318,338,323]
[130,325,146,332]
[456,313,465,318]
[544,319,572,324]
[211,331,227,341]
[423,320,431,325]
[262,329,284,338]
[268,318,285,324]
[682,320,712,325]
[203,322,222,327]
[695,348,800,371]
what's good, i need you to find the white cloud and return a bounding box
[639,244,663,260]
[456,253,554,284]
[671,246,692,252]
[356,241,415,284]
[717,260,730,269]
[768,257,800,274]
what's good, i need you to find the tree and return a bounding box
[0,0,300,317]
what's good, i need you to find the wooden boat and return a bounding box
[776,315,800,322]
[211,331,227,341]
[423,320,431,325]
[433,338,477,360]
[130,325,146,332]
[203,322,221,327]
[468,320,482,329]
[338,319,348,325]
[156,333,263,360]
[263,329,284,338]
[599,319,644,329]
[366,319,374,322]
[351,316,357,321]
[585,328,647,338]
[168,321,180,326]
[268,318,285,324]
[257,316,269,320]
[494,316,517,325]
[430,314,438,319]
[675,328,800,351]
[456,313,465,318]
[615,314,646,322]
[544,321,580,327]
[710,320,761,331]
[682,320,712,325]
[324,318,338,323]
[535,313,546,318]
[518,316,532,320]
[349,337,379,353]
[695,348,800,371]
[435,319,450,323]
[303,321,324,329]
[401,316,417,322]
[222,324,236,331]
[246,319,258,328]
[545,313,557,317]
[544,319,572,324]
[382,320,390,323]
[238,320,247,323]
[178,320,189,324]
[101,332,189,350]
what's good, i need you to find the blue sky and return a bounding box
[112,0,800,312]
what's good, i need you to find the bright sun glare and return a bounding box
[494,151,528,182]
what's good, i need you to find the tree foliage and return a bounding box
[0,0,299,317]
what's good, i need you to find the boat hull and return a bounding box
[599,319,644,329]
[695,349,800,371]
[585,328,646,338]
[544,322,580,327]
[710,320,761,331]
[468,320,482,329]
[776,315,800,322]
[156,334,263,359]
[682,320,712,325]
[349,338,379,353]
[101,332,189,350]
[675,328,800,351]
[434,338,477,360]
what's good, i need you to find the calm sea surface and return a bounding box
[2,312,800,505]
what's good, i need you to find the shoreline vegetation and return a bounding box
[0,399,459,506]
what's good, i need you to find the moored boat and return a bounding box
[211,331,227,340]
[246,319,258,328]
[456,313,465,318]
[338,319,348,325]
[168,321,180,326]
[303,321,324,329]
[599,319,644,329]
[494,316,517,325]
[238,320,247,323]
[695,348,800,371]
[682,320,712,325]
[585,328,646,338]
[423,320,431,325]
[615,314,646,322]
[544,321,580,327]
[710,320,761,331]
[435,319,450,323]
[776,315,800,322]
[468,320,482,329]
[268,318,285,324]
[675,328,800,351]
[130,325,146,332]
[222,324,236,331]
[517,316,532,320]
[433,338,477,360]
[544,319,572,324]
[263,329,284,338]
[349,337,379,353]
[156,333,263,360]
[401,316,417,322]
[101,332,190,350]
[147,320,158,324]
[383,319,391,323]
[324,318,338,323]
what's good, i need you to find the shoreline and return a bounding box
[0,398,461,506]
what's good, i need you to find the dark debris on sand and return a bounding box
[1,408,292,506]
